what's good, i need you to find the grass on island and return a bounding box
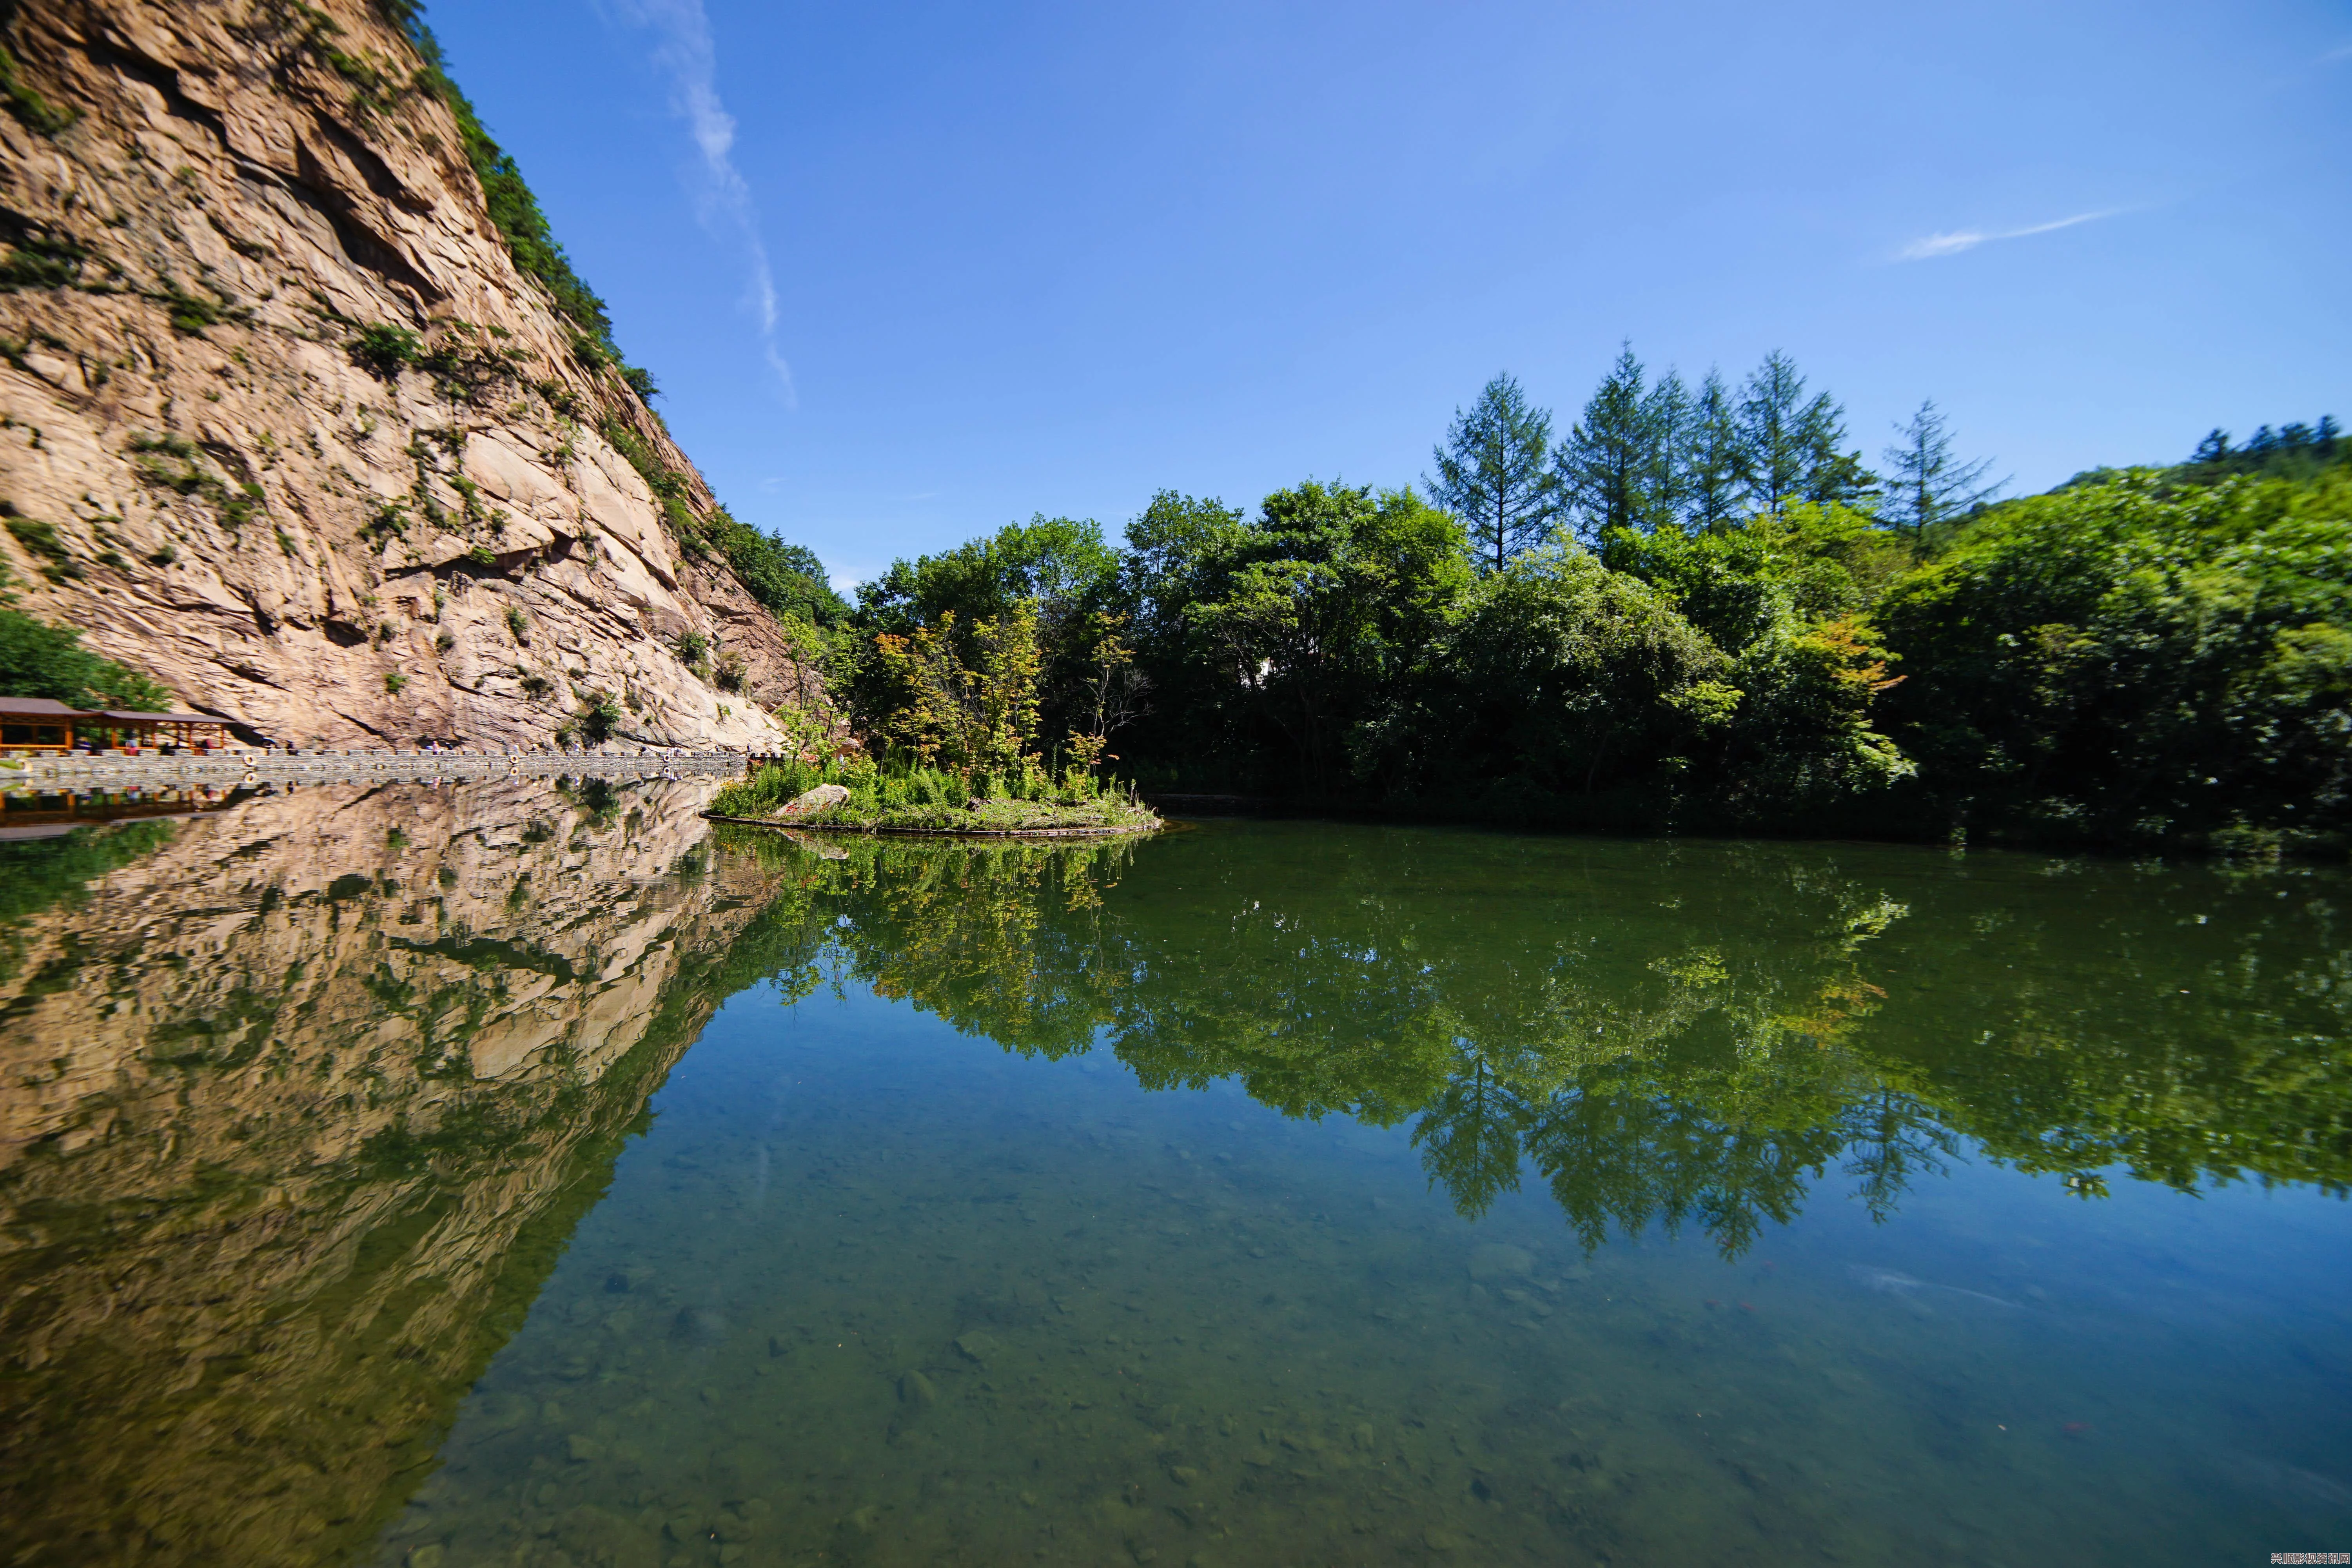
[709,756,1159,835]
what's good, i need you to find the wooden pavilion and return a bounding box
[0,699,230,753]
[94,710,231,751]
[0,697,93,753]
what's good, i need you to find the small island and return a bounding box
[708,758,1161,838]
[708,598,1163,837]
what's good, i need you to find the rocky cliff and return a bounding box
[0,0,824,749]
[0,779,797,1565]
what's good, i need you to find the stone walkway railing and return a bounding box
[3,749,749,790]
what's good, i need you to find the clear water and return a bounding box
[2,788,2347,1566]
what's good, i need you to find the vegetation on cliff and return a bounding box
[0,561,169,711]
[0,0,836,745]
[373,2,844,642]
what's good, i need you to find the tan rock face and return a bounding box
[0,0,829,749]
[0,779,793,1566]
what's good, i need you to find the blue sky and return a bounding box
[430,0,2351,586]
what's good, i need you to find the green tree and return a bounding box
[1430,373,1558,572]
[1107,492,1253,782]
[1874,465,2352,842]
[1556,345,1667,543]
[1880,399,2000,534]
[857,515,1117,639]
[868,601,1045,780]
[1185,483,1469,791]
[851,515,1120,748]
[1680,368,1746,531]
[706,510,849,626]
[1390,539,1733,814]
[0,562,174,710]
[1797,390,1878,508]
[1735,350,1811,512]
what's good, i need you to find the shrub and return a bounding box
[351,322,422,377]
[221,483,265,530]
[0,600,172,708]
[708,752,1117,820]
[573,689,621,743]
[505,604,529,643]
[3,506,78,582]
[362,499,408,543]
[158,280,223,336]
[0,230,84,291]
[0,46,79,136]
[383,671,408,693]
[675,630,709,664]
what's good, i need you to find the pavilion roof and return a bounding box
[0,697,94,719]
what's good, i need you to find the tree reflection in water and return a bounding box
[720,823,2352,1256]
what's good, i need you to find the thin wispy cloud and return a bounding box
[1895,208,2124,262]
[598,0,795,403]
[2323,42,2352,62]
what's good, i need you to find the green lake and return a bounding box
[1,780,2347,1566]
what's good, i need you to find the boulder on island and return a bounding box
[782,784,852,815]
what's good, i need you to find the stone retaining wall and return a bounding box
[4,750,749,790]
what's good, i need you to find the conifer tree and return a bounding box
[1556,345,1658,544]
[1734,350,1811,512]
[1680,369,1744,531]
[1798,390,1878,507]
[1880,399,2001,534]
[1640,368,1692,531]
[1430,373,1559,572]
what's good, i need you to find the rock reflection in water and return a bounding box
[0,779,781,1568]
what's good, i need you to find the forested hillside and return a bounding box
[828,348,2349,852]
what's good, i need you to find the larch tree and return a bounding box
[1430,373,1559,573]
[1555,345,1659,544]
[1797,389,1879,508]
[1734,350,1812,512]
[1640,368,1693,531]
[1681,369,1745,531]
[1880,399,2002,534]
